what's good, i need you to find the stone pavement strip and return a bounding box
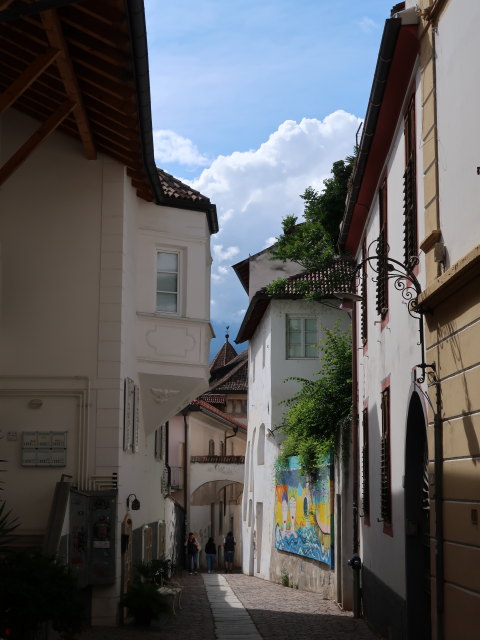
[203,573,261,640]
[78,571,380,640]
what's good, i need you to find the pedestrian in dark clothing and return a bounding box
[205,537,217,574]
[185,532,200,574]
[223,531,236,573]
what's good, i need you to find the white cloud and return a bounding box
[212,244,240,263]
[153,129,209,166]
[359,17,378,33]
[177,110,362,323]
[265,236,277,247]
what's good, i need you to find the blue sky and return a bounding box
[144,0,391,357]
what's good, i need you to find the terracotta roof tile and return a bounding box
[210,350,248,393]
[269,259,354,298]
[210,340,238,372]
[235,259,355,343]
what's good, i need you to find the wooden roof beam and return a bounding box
[0,0,14,10]
[0,47,60,114]
[0,99,75,186]
[40,9,96,159]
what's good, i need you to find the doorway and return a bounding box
[404,391,431,640]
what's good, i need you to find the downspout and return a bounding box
[182,411,189,533]
[433,377,444,640]
[165,420,171,490]
[350,302,362,618]
[225,424,238,454]
[431,24,444,640]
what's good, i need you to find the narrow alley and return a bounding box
[80,571,379,640]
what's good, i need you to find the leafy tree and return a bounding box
[276,326,352,476]
[269,154,356,271]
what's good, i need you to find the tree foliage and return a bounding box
[269,154,356,271]
[276,326,352,476]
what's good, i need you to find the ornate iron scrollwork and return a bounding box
[354,239,435,384]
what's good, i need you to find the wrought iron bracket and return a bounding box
[353,239,436,384]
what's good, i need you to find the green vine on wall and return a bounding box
[275,326,352,478]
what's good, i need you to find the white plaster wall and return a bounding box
[435,1,480,267]
[356,78,426,600]
[242,297,349,585]
[248,250,303,299]
[0,109,213,625]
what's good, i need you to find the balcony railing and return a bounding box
[190,455,245,464]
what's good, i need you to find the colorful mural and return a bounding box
[274,455,333,568]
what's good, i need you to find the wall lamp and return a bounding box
[126,493,140,510]
[266,425,283,438]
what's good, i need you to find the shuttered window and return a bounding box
[376,180,389,318]
[403,95,417,269]
[380,387,392,526]
[362,407,370,521]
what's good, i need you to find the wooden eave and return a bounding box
[0,0,158,200]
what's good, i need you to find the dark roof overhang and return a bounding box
[235,292,270,344]
[0,0,218,234]
[338,18,419,257]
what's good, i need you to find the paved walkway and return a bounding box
[79,571,380,640]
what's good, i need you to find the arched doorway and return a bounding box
[404,390,431,640]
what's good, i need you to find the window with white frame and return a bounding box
[286,317,318,358]
[156,251,178,312]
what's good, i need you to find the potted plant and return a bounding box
[120,580,167,627]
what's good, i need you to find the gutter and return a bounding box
[125,1,219,236]
[125,0,165,205]
[338,18,401,253]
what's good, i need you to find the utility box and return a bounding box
[69,490,117,586]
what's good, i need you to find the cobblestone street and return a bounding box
[79,571,380,640]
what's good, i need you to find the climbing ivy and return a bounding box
[276,326,352,477]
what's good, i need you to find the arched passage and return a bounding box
[404,389,431,640]
[190,480,244,506]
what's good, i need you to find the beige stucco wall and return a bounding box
[419,2,480,637]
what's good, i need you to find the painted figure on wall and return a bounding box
[274,456,333,568]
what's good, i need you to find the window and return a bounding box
[376,179,389,318]
[362,408,370,521]
[404,95,417,268]
[156,251,178,312]
[208,439,215,456]
[380,387,392,527]
[286,317,317,358]
[220,440,225,456]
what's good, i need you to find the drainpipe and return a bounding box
[225,424,238,454]
[350,302,362,617]
[182,410,189,534]
[433,378,444,640]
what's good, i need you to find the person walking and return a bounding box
[205,536,217,574]
[185,532,200,574]
[223,531,236,573]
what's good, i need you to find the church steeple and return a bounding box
[210,326,238,372]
